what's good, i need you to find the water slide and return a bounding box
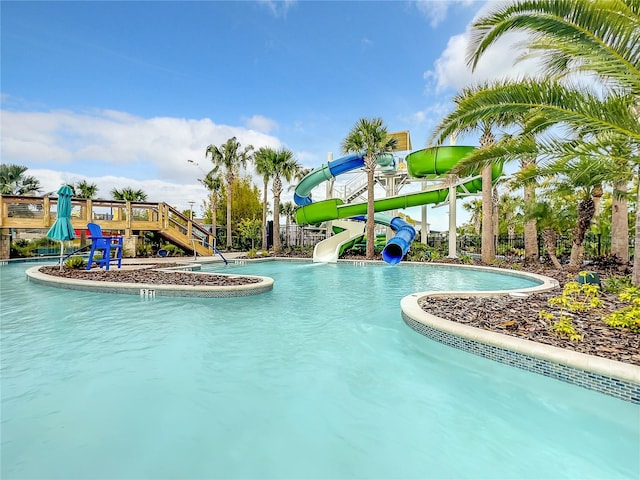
[294,146,502,264]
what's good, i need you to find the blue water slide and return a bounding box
[351,214,416,265]
[293,154,364,207]
[382,217,417,265]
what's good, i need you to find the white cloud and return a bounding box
[1,108,282,180]
[243,114,279,133]
[425,29,541,93]
[0,108,287,212]
[414,0,476,28]
[258,0,297,18]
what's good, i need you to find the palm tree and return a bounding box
[430,0,640,284]
[280,201,297,248]
[254,147,275,250]
[342,118,397,260]
[266,148,301,253]
[0,164,41,195]
[74,180,98,199]
[524,200,570,269]
[199,170,223,243]
[205,137,254,249]
[463,199,482,235]
[479,123,496,263]
[498,193,523,241]
[110,187,147,201]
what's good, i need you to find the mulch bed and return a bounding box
[38,265,261,286]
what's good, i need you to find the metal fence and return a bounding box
[440,233,635,261]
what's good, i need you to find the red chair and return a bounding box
[86,223,123,270]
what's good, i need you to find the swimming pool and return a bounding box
[2,260,639,479]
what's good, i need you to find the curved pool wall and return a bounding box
[2,259,639,479]
[25,265,274,297]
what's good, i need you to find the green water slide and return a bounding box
[295,146,502,225]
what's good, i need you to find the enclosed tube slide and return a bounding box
[349,214,416,265]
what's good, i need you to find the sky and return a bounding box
[1,0,540,231]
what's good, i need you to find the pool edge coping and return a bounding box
[25,265,274,297]
[400,279,640,387]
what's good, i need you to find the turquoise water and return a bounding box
[1,260,638,479]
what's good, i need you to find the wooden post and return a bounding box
[43,197,51,227]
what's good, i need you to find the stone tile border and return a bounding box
[25,265,274,298]
[400,265,640,404]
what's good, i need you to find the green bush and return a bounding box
[136,244,152,257]
[64,256,87,269]
[161,243,185,256]
[603,275,632,294]
[603,286,640,333]
[407,242,429,262]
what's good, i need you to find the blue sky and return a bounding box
[1,0,537,231]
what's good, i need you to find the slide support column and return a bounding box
[325,152,334,238]
[448,177,457,258]
[421,180,428,244]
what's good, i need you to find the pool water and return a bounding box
[1,260,638,479]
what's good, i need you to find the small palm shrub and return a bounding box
[65,256,87,269]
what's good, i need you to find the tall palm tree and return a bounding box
[0,164,41,195]
[254,147,275,250]
[479,123,496,263]
[519,155,539,262]
[342,118,397,260]
[267,148,301,253]
[430,0,640,283]
[206,137,254,249]
[199,170,223,243]
[74,180,98,199]
[110,187,147,201]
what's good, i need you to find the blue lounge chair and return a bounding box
[86,222,123,270]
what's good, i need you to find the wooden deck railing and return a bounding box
[0,195,215,257]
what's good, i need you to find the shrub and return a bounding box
[603,275,632,294]
[247,248,257,259]
[136,244,152,257]
[161,244,185,256]
[64,256,87,269]
[407,242,429,262]
[603,286,640,333]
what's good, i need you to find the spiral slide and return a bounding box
[294,146,502,264]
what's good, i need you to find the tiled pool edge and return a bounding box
[25,266,274,298]
[401,291,640,405]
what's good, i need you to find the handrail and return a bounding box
[0,195,216,258]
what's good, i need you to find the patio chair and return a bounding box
[86,222,123,271]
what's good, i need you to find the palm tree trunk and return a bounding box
[492,185,499,254]
[523,185,538,262]
[569,197,595,271]
[481,165,495,263]
[366,163,375,260]
[542,229,562,269]
[262,179,268,249]
[226,174,233,249]
[211,192,217,247]
[273,177,282,253]
[611,181,629,262]
[633,178,640,286]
